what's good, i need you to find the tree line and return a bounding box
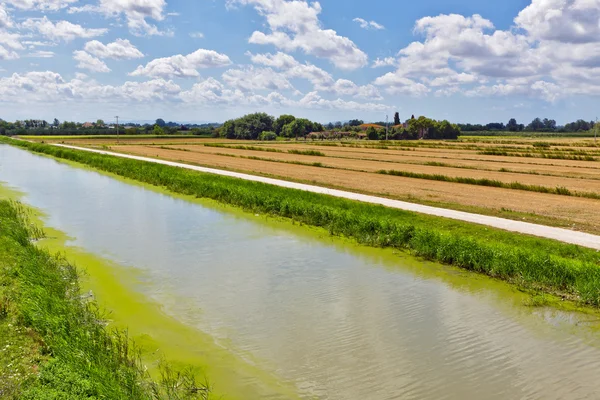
[459,118,596,133]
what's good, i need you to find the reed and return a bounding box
[0,199,210,399]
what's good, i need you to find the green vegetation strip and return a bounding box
[378,169,600,199]
[479,150,597,161]
[3,137,600,306]
[0,199,209,398]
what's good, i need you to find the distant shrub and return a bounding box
[259,131,277,141]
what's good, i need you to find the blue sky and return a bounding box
[0,0,599,124]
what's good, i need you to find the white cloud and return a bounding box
[0,71,182,103]
[0,5,13,29]
[130,49,232,78]
[247,51,380,99]
[26,50,55,58]
[0,32,23,51]
[0,69,390,113]
[189,32,204,39]
[69,0,167,36]
[298,91,387,111]
[353,17,385,30]
[84,39,144,59]
[4,0,78,11]
[231,0,368,70]
[73,50,111,73]
[0,45,18,60]
[515,0,600,44]
[372,57,396,68]
[222,66,294,92]
[374,73,430,96]
[22,17,107,42]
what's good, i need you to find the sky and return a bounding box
[0,0,599,124]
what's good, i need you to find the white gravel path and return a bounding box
[53,143,600,250]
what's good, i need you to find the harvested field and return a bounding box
[141,145,600,194]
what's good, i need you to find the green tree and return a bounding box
[274,115,295,135]
[394,112,400,126]
[507,118,519,132]
[153,125,165,135]
[281,118,313,139]
[221,120,236,139]
[234,112,274,139]
[366,126,379,140]
[96,119,105,127]
[155,118,166,127]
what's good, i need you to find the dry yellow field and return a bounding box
[33,136,600,233]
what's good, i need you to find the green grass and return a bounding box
[286,149,326,156]
[20,135,199,140]
[479,149,597,161]
[0,199,210,399]
[203,143,283,153]
[3,137,600,306]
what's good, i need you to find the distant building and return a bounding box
[82,122,94,128]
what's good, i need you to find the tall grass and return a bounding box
[3,138,600,306]
[0,199,210,399]
[480,149,597,161]
[287,149,326,156]
[203,143,283,153]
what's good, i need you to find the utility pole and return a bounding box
[385,114,389,141]
[115,116,119,142]
[595,117,598,144]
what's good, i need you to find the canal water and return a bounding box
[2,144,600,399]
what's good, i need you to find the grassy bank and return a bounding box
[3,137,600,307]
[0,199,209,399]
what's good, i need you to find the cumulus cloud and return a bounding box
[515,0,600,44]
[189,32,204,39]
[22,17,107,42]
[247,51,381,98]
[298,91,387,111]
[84,39,144,59]
[353,18,384,30]
[130,49,232,78]
[0,71,182,103]
[73,50,111,73]
[230,0,368,70]
[69,0,168,36]
[222,66,294,92]
[0,69,389,113]
[371,0,600,101]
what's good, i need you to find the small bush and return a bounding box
[259,131,277,141]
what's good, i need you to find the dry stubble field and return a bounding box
[33,136,600,234]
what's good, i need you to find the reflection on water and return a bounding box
[2,144,600,400]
